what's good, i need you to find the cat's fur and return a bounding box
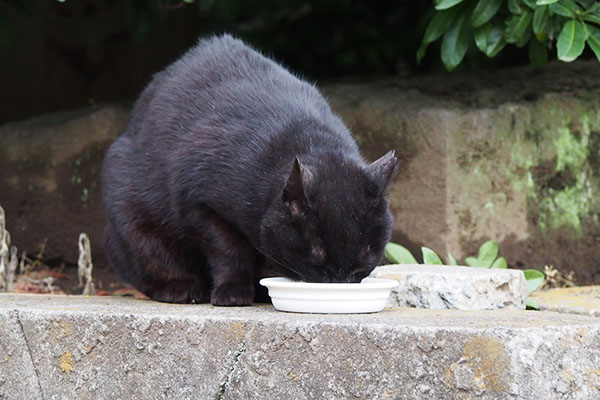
[101,34,397,306]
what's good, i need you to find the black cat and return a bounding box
[101,34,397,306]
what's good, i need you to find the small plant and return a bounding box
[77,232,95,296]
[384,239,545,309]
[419,0,600,71]
[543,264,576,288]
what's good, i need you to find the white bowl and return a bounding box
[259,277,399,314]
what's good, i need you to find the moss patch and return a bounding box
[59,351,75,374]
[533,115,600,236]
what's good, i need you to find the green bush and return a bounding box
[419,0,600,70]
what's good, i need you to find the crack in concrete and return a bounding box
[14,310,44,400]
[214,339,247,400]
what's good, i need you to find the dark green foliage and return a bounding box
[0,0,429,79]
[1,0,597,78]
[420,0,600,70]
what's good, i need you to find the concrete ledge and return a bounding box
[531,286,600,317]
[1,294,600,399]
[371,264,528,310]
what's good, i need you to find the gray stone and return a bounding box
[0,309,42,399]
[370,264,528,310]
[2,293,600,399]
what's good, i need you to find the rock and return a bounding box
[370,264,528,310]
[0,104,129,267]
[2,293,600,399]
[531,286,600,317]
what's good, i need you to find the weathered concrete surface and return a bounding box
[531,286,600,317]
[371,264,528,310]
[2,294,600,399]
[0,309,42,399]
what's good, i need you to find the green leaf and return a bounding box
[508,0,524,14]
[465,256,480,267]
[485,25,507,56]
[523,269,545,293]
[516,28,532,47]
[557,19,586,61]
[586,2,600,15]
[525,297,540,310]
[422,247,444,265]
[417,7,460,62]
[546,14,563,40]
[477,240,499,268]
[529,37,549,67]
[435,0,465,10]
[441,10,471,70]
[474,23,491,51]
[582,14,600,25]
[549,1,579,18]
[558,0,582,13]
[533,5,549,35]
[471,0,502,28]
[582,20,590,40]
[585,1,600,10]
[506,10,533,43]
[448,253,458,266]
[491,257,508,269]
[536,0,558,4]
[587,25,600,62]
[384,243,418,264]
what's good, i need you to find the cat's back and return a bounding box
[127,34,333,141]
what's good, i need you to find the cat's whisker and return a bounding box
[255,246,302,278]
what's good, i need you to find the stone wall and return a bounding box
[1,61,599,281]
[323,60,600,282]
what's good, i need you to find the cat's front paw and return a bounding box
[150,280,208,304]
[211,283,254,306]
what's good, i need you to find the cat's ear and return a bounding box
[368,150,397,197]
[282,157,312,206]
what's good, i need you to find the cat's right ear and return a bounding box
[282,157,312,210]
[368,150,397,197]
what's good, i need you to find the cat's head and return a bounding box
[260,151,397,283]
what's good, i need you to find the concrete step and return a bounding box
[1,294,600,399]
[531,286,600,317]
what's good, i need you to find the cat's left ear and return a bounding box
[368,150,397,197]
[282,156,313,205]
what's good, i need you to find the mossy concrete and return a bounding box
[2,294,600,399]
[323,61,600,283]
